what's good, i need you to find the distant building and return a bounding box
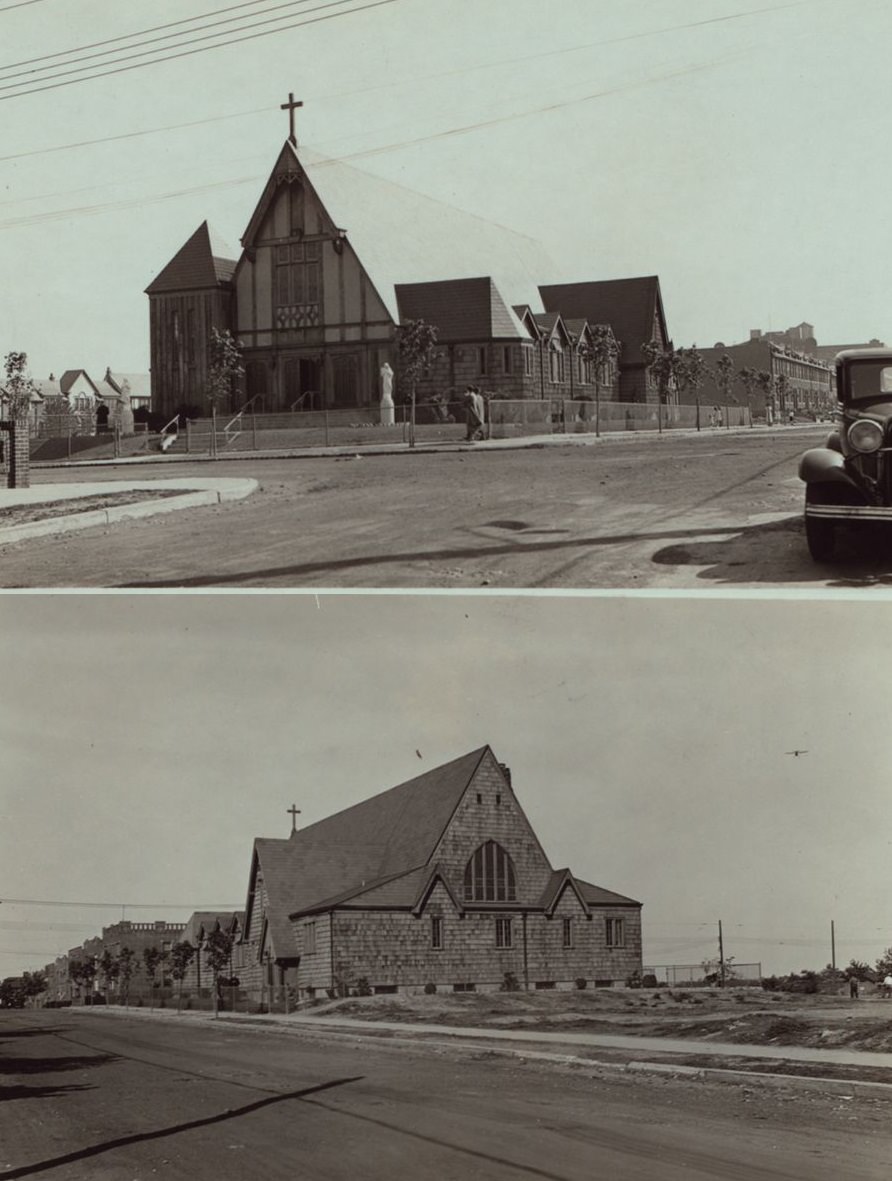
[692,338,834,419]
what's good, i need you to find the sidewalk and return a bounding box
[72,1005,892,1096]
[0,476,257,545]
[30,422,822,471]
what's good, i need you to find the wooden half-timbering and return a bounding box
[233,143,395,411]
[148,286,234,419]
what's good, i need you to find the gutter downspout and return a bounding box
[330,911,335,995]
[522,912,529,992]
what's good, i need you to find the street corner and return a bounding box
[0,476,259,547]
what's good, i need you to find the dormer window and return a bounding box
[464,841,516,902]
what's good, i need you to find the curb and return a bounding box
[64,1007,892,1097]
[0,478,258,545]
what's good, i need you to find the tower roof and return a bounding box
[145,221,237,295]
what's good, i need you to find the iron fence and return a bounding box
[148,397,753,456]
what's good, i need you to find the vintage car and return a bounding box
[799,348,892,560]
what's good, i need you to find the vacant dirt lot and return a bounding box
[321,988,892,1052]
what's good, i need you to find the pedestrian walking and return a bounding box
[849,976,859,999]
[463,385,485,442]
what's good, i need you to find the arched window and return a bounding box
[464,841,516,902]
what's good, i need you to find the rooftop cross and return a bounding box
[287,804,301,834]
[280,92,303,147]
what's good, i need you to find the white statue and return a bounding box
[379,361,395,426]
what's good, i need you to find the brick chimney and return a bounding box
[498,762,512,787]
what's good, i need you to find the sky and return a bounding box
[1,0,891,381]
[2,592,891,983]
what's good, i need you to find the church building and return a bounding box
[146,98,672,421]
[238,746,642,1002]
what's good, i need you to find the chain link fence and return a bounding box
[643,962,763,987]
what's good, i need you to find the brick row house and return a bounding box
[146,122,670,421]
[239,746,642,1001]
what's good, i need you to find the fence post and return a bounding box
[725,405,730,429]
[696,398,701,432]
[595,387,600,437]
[657,402,663,434]
[67,430,72,459]
[114,426,121,458]
[186,420,191,453]
[252,411,257,451]
[324,409,330,448]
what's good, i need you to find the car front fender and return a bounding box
[798,447,860,488]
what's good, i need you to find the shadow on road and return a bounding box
[0,1052,118,1075]
[652,518,892,585]
[0,1082,93,1103]
[2,1075,364,1179]
[117,521,800,588]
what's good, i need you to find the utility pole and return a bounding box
[831,920,836,972]
[718,919,726,988]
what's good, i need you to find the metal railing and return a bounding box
[159,414,180,452]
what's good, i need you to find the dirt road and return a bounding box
[2,1010,890,1179]
[2,428,885,589]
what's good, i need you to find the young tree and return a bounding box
[98,950,119,1002]
[875,947,892,979]
[581,324,621,428]
[641,340,677,405]
[142,946,165,1010]
[775,372,791,419]
[203,928,235,1018]
[755,370,777,421]
[205,327,244,458]
[69,957,97,1002]
[2,351,39,420]
[715,354,737,405]
[2,351,38,489]
[117,947,135,1008]
[169,941,196,1013]
[674,347,707,406]
[738,366,761,416]
[396,319,439,448]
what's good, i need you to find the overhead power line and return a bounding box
[0,0,53,12]
[0,0,298,71]
[0,0,399,102]
[0,0,346,85]
[1,897,242,910]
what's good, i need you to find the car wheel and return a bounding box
[804,489,837,561]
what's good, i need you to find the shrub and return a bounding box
[500,972,520,993]
[625,971,642,989]
[641,974,658,989]
[355,977,372,997]
[424,982,437,995]
[574,977,588,990]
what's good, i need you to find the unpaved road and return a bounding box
[2,1010,890,1179]
[2,428,888,589]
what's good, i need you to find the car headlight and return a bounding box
[848,419,884,453]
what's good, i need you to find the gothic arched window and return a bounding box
[464,841,517,902]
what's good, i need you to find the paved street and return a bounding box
[2,1010,890,1180]
[3,427,889,589]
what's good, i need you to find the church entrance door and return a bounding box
[283,356,322,412]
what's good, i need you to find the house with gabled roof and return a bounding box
[539,276,670,404]
[239,745,641,1002]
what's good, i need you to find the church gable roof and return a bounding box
[248,747,491,944]
[395,277,528,342]
[145,221,237,295]
[575,877,642,908]
[238,141,550,320]
[539,277,667,366]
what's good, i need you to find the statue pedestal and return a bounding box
[380,393,395,427]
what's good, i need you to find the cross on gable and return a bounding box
[280,92,303,147]
[287,804,301,834]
